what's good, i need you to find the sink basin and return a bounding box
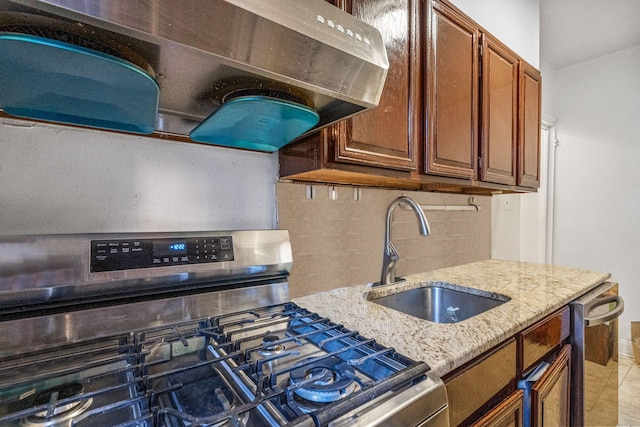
[369,283,510,323]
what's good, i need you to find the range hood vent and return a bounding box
[0,0,388,151]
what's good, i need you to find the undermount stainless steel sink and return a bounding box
[369,283,510,323]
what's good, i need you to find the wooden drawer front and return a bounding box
[521,307,570,373]
[446,339,517,426]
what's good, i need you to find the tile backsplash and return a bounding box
[277,182,491,298]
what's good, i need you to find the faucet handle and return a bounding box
[387,242,399,261]
[379,195,430,287]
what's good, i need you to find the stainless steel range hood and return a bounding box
[0,0,388,151]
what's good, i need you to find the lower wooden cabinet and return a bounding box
[444,308,571,426]
[530,344,572,427]
[520,307,570,373]
[472,390,524,427]
[445,339,517,426]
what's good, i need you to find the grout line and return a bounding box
[619,369,631,388]
[619,355,634,388]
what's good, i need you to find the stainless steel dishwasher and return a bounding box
[570,281,624,427]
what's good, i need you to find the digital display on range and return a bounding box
[153,240,187,256]
[91,235,234,272]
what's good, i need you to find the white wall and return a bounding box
[492,195,522,260]
[540,59,557,123]
[519,127,549,263]
[449,0,540,67]
[552,45,640,348]
[0,118,278,235]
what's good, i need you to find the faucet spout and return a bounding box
[379,196,430,286]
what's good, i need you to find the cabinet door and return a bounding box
[472,390,524,427]
[333,0,418,171]
[531,344,571,427]
[425,0,478,179]
[517,62,541,188]
[479,34,518,185]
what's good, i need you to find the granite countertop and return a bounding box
[292,260,610,377]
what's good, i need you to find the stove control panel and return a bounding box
[90,236,234,272]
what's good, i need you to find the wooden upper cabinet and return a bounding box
[334,0,418,171]
[518,61,542,188]
[279,0,542,193]
[425,0,478,179]
[479,34,519,186]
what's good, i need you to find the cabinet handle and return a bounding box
[585,295,624,326]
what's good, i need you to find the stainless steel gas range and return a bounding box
[0,230,448,426]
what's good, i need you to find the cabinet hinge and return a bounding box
[478,157,483,169]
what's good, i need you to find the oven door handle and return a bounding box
[585,295,624,326]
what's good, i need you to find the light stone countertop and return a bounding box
[291,259,610,377]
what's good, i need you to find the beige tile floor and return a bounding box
[618,354,640,426]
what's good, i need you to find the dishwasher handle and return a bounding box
[585,295,624,326]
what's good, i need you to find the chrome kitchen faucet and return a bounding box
[378,196,431,286]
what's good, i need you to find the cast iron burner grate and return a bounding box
[0,334,151,427]
[206,303,432,424]
[0,302,433,426]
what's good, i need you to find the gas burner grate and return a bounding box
[0,335,148,426]
[205,303,431,423]
[0,302,433,426]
